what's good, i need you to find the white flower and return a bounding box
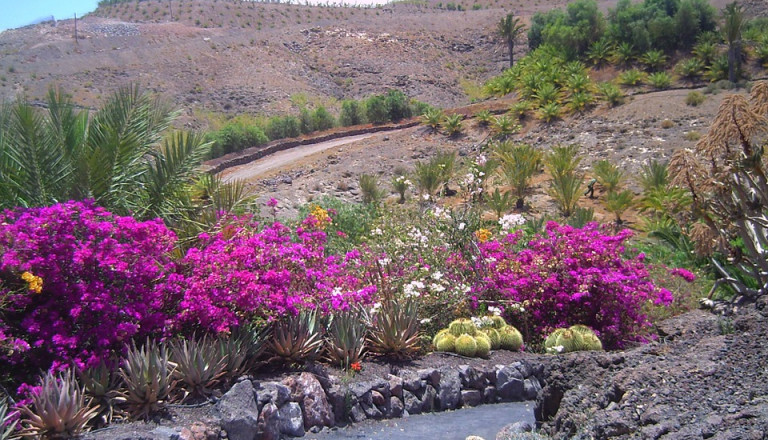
[499,213,526,231]
[378,258,391,266]
[370,302,382,314]
[476,155,487,166]
[488,306,501,316]
[429,283,445,292]
[478,171,485,177]
[431,271,443,281]
[423,193,430,201]
[471,316,482,327]
[458,222,466,231]
[372,228,383,236]
[420,318,432,324]
[331,287,343,297]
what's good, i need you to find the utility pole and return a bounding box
[74,13,78,44]
[169,1,173,20]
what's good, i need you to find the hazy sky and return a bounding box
[0,0,99,32]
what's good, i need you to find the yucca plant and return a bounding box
[1,398,19,440]
[611,42,635,67]
[170,335,227,402]
[474,110,493,126]
[592,159,625,194]
[117,338,176,420]
[549,171,584,218]
[325,307,368,369]
[648,72,672,90]
[441,114,464,137]
[359,173,385,205]
[491,114,520,137]
[618,69,646,86]
[367,298,421,360]
[597,82,624,107]
[421,107,444,132]
[533,83,560,107]
[509,100,531,120]
[604,190,636,225]
[19,369,98,439]
[414,160,442,200]
[567,92,595,113]
[675,58,705,82]
[486,188,515,218]
[497,142,542,210]
[639,49,668,72]
[537,102,561,123]
[79,361,122,428]
[587,38,614,67]
[268,308,325,364]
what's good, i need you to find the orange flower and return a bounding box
[350,361,362,372]
[21,271,43,294]
[474,228,492,243]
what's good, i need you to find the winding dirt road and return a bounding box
[218,132,380,182]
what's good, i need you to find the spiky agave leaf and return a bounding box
[0,398,19,440]
[325,307,368,368]
[79,361,122,428]
[116,338,176,420]
[19,369,98,439]
[367,298,421,360]
[170,335,227,402]
[268,308,325,364]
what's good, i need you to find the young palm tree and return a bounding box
[498,13,525,68]
[545,145,584,217]
[0,84,214,223]
[604,190,635,225]
[496,142,542,210]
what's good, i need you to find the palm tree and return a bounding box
[721,2,744,83]
[0,84,220,224]
[498,13,525,68]
[496,142,542,210]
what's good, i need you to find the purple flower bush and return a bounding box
[172,214,376,334]
[474,221,673,348]
[0,201,178,373]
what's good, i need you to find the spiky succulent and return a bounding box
[454,334,477,357]
[326,307,368,368]
[1,398,19,440]
[490,315,507,329]
[568,325,603,351]
[499,326,524,351]
[544,328,566,352]
[19,369,98,438]
[268,308,325,363]
[555,329,583,353]
[79,361,122,428]
[220,324,271,382]
[367,298,421,360]
[474,334,491,358]
[170,334,227,401]
[117,338,176,419]
[432,328,450,347]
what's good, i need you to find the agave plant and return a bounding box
[325,307,368,369]
[79,361,122,428]
[116,338,176,420]
[1,398,18,440]
[367,298,421,360]
[219,324,271,383]
[19,369,98,439]
[268,308,325,364]
[170,335,227,402]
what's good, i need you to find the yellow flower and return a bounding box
[21,271,43,294]
[475,228,492,243]
[309,205,332,230]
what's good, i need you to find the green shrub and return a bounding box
[685,91,706,106]
[207,121,269,158]
[618,69,646,86]
[365,95,390,124]
[597,82,624,106]
[312,106,336,131]
[266,115,301,139]
[385,89,413,122]
[648,71,672,89]
[339,99,366,126]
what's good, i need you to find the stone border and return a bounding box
[203,120,421,176]
[216,361,543,440]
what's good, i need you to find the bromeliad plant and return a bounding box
[19,369,98,439]
[170,335,227,402]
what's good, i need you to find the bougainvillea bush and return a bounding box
[474,221,676,349]
[172,210,377,334]
[0,201,179,375]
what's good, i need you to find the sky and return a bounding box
[0,0,99,32]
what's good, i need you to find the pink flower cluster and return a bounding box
[474,222,673,348]
[0,201,178,372]
[171,216,376,334]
